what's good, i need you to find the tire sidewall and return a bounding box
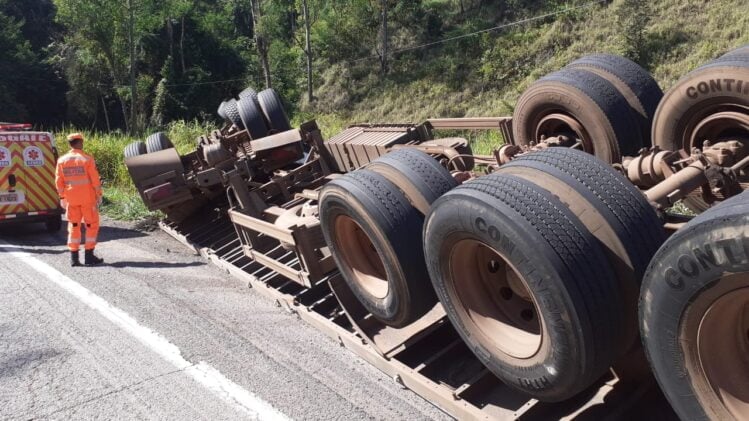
[653,66,749,152]
[641,214,749,421]
[319,184,414,326]
[425,191,585,399]
[513,83,619,163]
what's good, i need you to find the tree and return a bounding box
[249,0,272,88]
[54,0,161,132]
[380,0,388,74]
[616,0,651,64]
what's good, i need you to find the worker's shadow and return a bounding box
[105,261,205,269]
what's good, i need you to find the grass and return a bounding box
[62,0,745,220]
[309,0,749,132]
[55,120,216,220]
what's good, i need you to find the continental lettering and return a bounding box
[693,244,717,269]
[474,217,500,241]
[665,267,685,290]
[663,237,749,290]
[685,79,749,99]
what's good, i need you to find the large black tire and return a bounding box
[721,44,749,59]
[223,99,244,129]
[424,173,624,401]
[652,57,749,212]
[124,141,147,158]
[238,87,259,102]
[513,68,642,163]
[236,96,268,139]
[145,132,174,154]
[566,54,663,147]
[257,88,291,132]
[203,143,233,167]
[498,148,666,351]
[319,169,437,328]
[640,190,749,421]
[365,149,458,215]
[217,100,229,121]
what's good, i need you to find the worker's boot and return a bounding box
[84,249,103,266]
[70,251,81,267]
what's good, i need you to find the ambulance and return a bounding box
[0,123,62,232]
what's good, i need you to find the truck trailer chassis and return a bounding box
[124,51,749,420]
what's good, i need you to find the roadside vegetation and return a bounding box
[55,121,215,219]
[3,0,748,218]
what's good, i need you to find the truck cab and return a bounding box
[0,123,63,232]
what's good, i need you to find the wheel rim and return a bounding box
[535,113,593,152]
[449,240,543,359]
[685,274,749,420]
[684,109,749,208]
[333,215,389,299]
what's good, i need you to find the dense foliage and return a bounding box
[2,0,748,134]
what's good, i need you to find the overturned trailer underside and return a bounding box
[124,50,749,420]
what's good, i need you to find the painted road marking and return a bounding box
[0,242,291,421]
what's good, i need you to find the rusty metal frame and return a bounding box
[159,210,660,420]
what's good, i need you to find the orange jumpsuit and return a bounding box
[55,148,102,252]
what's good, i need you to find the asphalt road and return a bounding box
[0,218,450,421]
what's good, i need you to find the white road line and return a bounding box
[1,242,290,421]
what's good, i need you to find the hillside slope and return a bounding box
[307,0,749,134]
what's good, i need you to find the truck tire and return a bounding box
[224,99,244,129]
[319,169,437,328]
[238,87,259,102]
[513,67,641,163]
[217,100,229,121]
[424,173,623,401]
[721,44,749,58]
[498,148,665,351]
[258,89,291,132]
[146,132,174,153]
[203,143,233,167]
[652,58,749,212]
[365,149,458,215]
[640,190,749,421]
[237,96,268,139]
[124,141,147,158]
[566,54,663,147]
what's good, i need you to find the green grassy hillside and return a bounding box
[64,0,748,220]
[306,0,748,137]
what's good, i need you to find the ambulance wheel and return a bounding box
[45,215,62,233]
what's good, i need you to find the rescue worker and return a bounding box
[55,133,104,266]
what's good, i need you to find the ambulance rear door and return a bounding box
[0,132,59,217]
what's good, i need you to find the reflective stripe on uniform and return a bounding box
[85,237,97,243]
[65,179,91,186]
[62,166,86,177]
[58,155,91,164]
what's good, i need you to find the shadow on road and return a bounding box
[105,261,205,269]
[0,223,147,247]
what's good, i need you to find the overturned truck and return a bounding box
[125,50,749,420]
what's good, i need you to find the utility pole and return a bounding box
[302,0,313,102]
